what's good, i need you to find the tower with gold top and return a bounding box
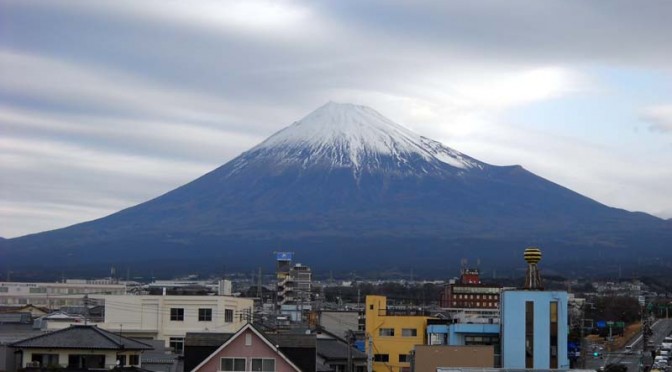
[523,247,543,290]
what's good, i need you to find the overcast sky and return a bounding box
[1,0,671,238]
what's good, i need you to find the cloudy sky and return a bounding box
[1,0,671,238]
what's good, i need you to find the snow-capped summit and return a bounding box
[239,102,482,173]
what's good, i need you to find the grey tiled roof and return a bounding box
[316,339,366,360]
[10,325,153,350]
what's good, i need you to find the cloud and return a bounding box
[0,0,671,237]
[642,105,672,133]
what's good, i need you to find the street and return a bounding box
[585,319,672,372]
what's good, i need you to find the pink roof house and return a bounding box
[191,323,302,372]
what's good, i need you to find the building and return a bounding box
[365,295,433,372]
[10,324,152,370]
[0,281,126,308]
[500,248,569,369]
[43,294,254,355]
[440,268,501,310]
[277,252,312,307]
[188,323,314,372]
[414,345,495,371]
[318,310,363,337]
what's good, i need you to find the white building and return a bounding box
[0,281,126,308]
[45,294,253,354]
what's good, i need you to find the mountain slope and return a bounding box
[1,103,670,274]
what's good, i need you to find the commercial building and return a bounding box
[440,268,501,310]
[365,295,433,372]
[0,281,125,309]
[276,252,312,307]
[500,248,569,369]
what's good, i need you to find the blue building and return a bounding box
[501,290,569,369]
[427,322,502,366]
[500,248,569,369]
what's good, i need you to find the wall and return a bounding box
[414,345,494,371]
[365,296,431,372]
[98,295,253,349]
[500,290,569,369]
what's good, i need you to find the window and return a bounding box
[29,287,47,293]
[117,355,126,367]
[31,353,59,367]
[251,358,275,371]
[199,308,212,321]
[374,354,389,362]
[525,301,534,368]
[221,358,246,371]
[169,337,184,354]
[129,355,139,366]
[170,308,184,321]
[379,328,394,336]
[399,354,410,363]
[0,287,8,292]
[225,309,234,323]
[68,354,105,369]
[401,328,417,337]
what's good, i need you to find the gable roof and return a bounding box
[10,325,153,350]
[190,323,301,372]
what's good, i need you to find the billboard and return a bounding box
[276,252,293,261]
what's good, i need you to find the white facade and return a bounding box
[0,281,126,308]
[46,294,253,353]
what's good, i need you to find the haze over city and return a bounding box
[1,0,672,238]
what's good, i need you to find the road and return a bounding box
[585,318,672,372]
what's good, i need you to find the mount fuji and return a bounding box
[1,102,670,276]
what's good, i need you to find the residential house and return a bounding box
[190,323,303,372]
[10,324,152,369]
[184,325,316,372]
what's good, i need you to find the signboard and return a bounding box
[276,252,293,261]
[596,320,607,328]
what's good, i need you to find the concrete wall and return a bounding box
[500,290,569,369]
[414,345,494,371]
[97,295,253,348]
[44,295,253,349]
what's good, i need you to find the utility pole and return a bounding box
[83,294,89,326]
[257,267,262,299]
[367,334,373,372]
[346,330,353,372]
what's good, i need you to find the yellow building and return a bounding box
[365,295,433,372]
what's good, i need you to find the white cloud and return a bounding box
[1,0,671,238]
[642,105,672,133]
